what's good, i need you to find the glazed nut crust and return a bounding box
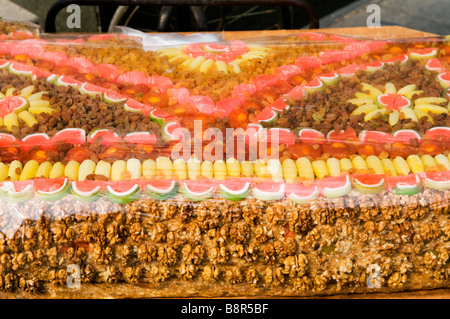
[0,188,448,298]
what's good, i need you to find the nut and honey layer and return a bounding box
[0,188,448,297]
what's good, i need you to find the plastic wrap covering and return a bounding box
[0,20,448,298]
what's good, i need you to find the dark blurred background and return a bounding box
[3,0,450,35]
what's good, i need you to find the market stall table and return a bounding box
[0,24,448,299]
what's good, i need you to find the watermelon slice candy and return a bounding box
[218,178,251,201]
[144,179,179,200]
[215,98,242,117]
[103,90,127,104]
[409,48,438,60]
[376,93,411,110]
[317,174,352,198]
[437,72,450,89]
[71,180,105,202]
[190,95,216,114]
[387,174,422,196]
[10,39,45,58]
[391,129,422,144]
[55,75,82,88]
[34,177,70,201]
[384,54,409,65]
[268,97,289,112]
[65,57,95,74]
[79,82,105,97]
[0,133,17,147]
[123,132,157,145]
[252,74,279,91]
[232,84,257,104]
[116,71,148,86]
[285,182,319,204]
[274,64,302,81]
[252,181,285,201]
[20,133,52,151]
[294,56,322,69]
[319,50,355,65]
[124,98,153,116]
[423,170,450,190]
[252,106,278,124]
[285,85,306,100]
[106,180,141,204]
[0,95,29,115]
[0,59,10,70]
[336,63,360,78]
[162,120,185,142]
[425,58,445,73]
[351,174,387,194]
[358,130,391,144]
[326,128,358,143]
[8,62,36,77]
[38,51,69,66]
[0,180,34,203]
[261,128,296,145]
[180,179,216,202]
[51,128,86,145]
[303,78,324,94]
[149,108,176,126]
[343,42,372,54]
[318,72,339,86]
[424,127,450,144]
[87,128,121,145]
[170,87,192,105]
[146,75,174,94]
[298,128,326,144]
[92,63,120,81]
[360,61,385,72]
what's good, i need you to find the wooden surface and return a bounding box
[213,26,438,40]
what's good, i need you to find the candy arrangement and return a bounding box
[0,24,448,297]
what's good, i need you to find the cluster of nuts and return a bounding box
[0,188,447,296]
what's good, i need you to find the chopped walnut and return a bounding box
[137,244,157,263]
[293,276,313,291]
[282,254,308,278]
[179,262,197,280]
[123,266,142,283]
[264,267,285,287]
[149,265,170,282]
[245,267,259,285]
[81,264,96,283]
[91,245,114,265]
[419,221,441,242]
[18,276,40,293]
[313,270,332,291]
[229,222,251,244]
[242,205,260,226]
[181,244,201,264]
[157,246,178,267]
[209,243,228,265]
[224,267,243,284]
[265,204,286,225]
[129,222,144,242]
[202,265,221,282]
[387,271,407,288]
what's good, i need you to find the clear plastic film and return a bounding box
[0,19,448,297]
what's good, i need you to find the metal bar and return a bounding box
[45,0,319,32]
